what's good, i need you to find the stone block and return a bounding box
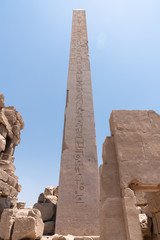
[16,202,26,209]
[0,197,10,217]
[0,180,18,198]
[44,186,55,196]
[33,202,56,221]
[0,123,7,138]
[53,186,58,197]
[0,94,5,108]
[0,209,17,240]
[45,195,57,205]
[44,221,55,235]
[38,193,45,203]
[0,134,6,152]
[12,209,44,240]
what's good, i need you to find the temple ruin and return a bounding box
[0,9,160,240]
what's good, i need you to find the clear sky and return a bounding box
[0,0,160,206]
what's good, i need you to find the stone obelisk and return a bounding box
[55,10,99,236]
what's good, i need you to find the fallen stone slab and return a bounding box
[0,209,17,240]
[33,202,56,221]
[12,208,44,240]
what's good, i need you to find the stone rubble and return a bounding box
[0,93,24,218]
[0,208,44,240]
[33,186,58,236]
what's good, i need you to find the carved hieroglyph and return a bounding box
[55,10,99,236]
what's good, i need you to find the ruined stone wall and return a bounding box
[0,94,24,217]
[100,110,160,240]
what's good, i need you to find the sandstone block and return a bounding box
[0,123,7,138]
[0,169,8,182]
[0,197,10,217]
[45,195,57,205]
[44,221,55,235]
[0,160,15,173]
[33,202,56,221]
[0,209,17,240]
[12,208,44,240]
[44,186,55,196]
[0,94,5,108]
[38,193,45,203]
[52,234,66,240]
[0,134,6,152]
[16,201,26,209]
[0,180,18,198]
[53,186,58,197]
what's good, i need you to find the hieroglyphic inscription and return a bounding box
[74,12,85,203]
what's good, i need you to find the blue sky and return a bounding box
[0,0,160,206]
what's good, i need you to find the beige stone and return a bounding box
[0,197,10,217]
[16,201,26,209]
[52,234,66,240]
[0,134,6,152]
[53,186,58,197]
[100,110,160,239]
[38,192,45,203]
[0,180,17,198]
[33,202,56,221]
[44,186,55,196]
[12,208,44,240]
[0,94,5,108]
[45,195,57,205]
[0,124,7,138]
[0,169,8,182]
[0,209,17,240]
[56,10,99,236]
[44,221,55,235]
[100,137,127,240]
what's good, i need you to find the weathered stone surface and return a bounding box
[74,237,100,240]
[56,10,99,236]
[123,188,143,240]
[0,94,5,108]
[100,110,160,239]
[110,110,160,187]
[45,195,57,205]
[0,134,6,152]
[0,197,10,217]
[16,201,26,209]
[12,208,44,240]
[135,192,147,206]
[38,193,45,203]
[0,180,17,198]
[52,235,66,240]
[53,186,58,197]
[33,202,56,221]
[0,124,7,138]
[44,186,55,196]
[100,137,127,240]
[0,209,17,240]
[139,213,152,237]
[0,96,23,209]
[44,221,55,235]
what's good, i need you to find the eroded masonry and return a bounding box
[100,110,160,240]
[0,93,23,217]
[1,9,160,240]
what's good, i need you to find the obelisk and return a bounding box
[55,10,99,236]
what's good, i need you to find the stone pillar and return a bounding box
[100,137,127,240]
[55,10,99,236]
